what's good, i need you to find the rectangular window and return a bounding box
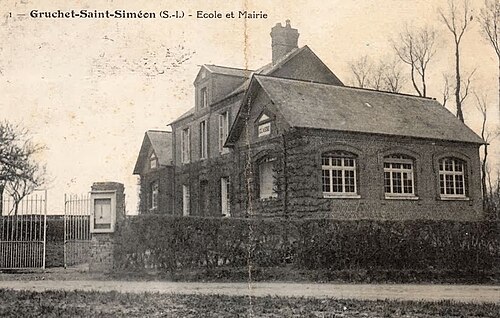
[259,158,277,199]
[182,185,190,216]
[150,181,158,210]
[221,177,230,217]
[219,112,230,153]
[149,153,157,169]
[439,158,466,198]
[181,128,190,164]
[384,155,415,197]
[200,87,208,108]
[322,153,358,197]
[199,121,207,159]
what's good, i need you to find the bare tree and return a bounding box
[474,92,499,210]
[349,55,373,88]
[439,0,473,122]
[442,73,453,107]
[382,58,406,93]
[458,68,477,110]
[0,121,47,215]
[349,56,405,93]
[393,25,437,97]
[479,0,500,119]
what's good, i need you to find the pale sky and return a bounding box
[1,0,498,214]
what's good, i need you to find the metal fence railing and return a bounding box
[64,194,91,268]
[0,189,47,269]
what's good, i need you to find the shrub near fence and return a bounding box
[114,215,500,281]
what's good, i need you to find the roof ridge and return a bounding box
[204,64,255,72]
[147,129,171,133]
[254,74,436,101]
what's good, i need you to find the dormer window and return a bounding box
[150,153,157,169]
[257,113,272,137]
[200,87,208,109]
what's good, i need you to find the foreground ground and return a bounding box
[0,289,499,318]
[1,279,499,304]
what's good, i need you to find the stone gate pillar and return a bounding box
[89,182,125,273]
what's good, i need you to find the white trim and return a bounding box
[259,158,278,199]
[439,158,466,197]
[199,120,207,159]
[383,155,415,196]
[150,181,158,210]
[439,195,470,201]
[321,154,358,195]
[323,193,361,199]
[90,190,116,233]
[182,185,190,216]
[200,87,208,108]
[149,152,157,169]
[218,111,230,153]
[384,195,419,200]
[181,128,190,164]
[221,177,230,217]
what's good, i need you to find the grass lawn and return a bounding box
[0,289,498,317]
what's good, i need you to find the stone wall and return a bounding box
[89,233,114,272]
[173,127,483,220]
[232,129,483,220]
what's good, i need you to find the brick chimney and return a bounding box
[270,20,299,65]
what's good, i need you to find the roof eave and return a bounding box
[293,126,485,145]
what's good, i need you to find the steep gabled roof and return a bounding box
[227,75,484,145]
[133,130,172,174]
[217,45,343,104]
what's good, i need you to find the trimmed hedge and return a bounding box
[114,216,500,278]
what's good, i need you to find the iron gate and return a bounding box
[0,189,47,269]
[64,194,91,268]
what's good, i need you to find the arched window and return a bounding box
[259,157,277,199]
[384,154,415,197]
[321,152,357,196]
[439,157,466,198]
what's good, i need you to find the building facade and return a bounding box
[134,21,484,220]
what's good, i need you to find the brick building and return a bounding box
[134,21,485,220]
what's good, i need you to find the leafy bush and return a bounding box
[114,216,500,277]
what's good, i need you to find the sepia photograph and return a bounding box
[1,0,499,316]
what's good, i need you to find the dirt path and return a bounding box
[0,280,498,304]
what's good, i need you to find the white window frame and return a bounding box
[150,181,158,210]
[439,158,467,199]
[182,185,190,216]
[218,111,230,153]
[259,158,278,199]
[321,152,359,198]
[383,155,417,199]
[200,87,208,109]
[181,128,190,164]
[199,120,207,159]
[221,177,230,217]
[149,152,157,169]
